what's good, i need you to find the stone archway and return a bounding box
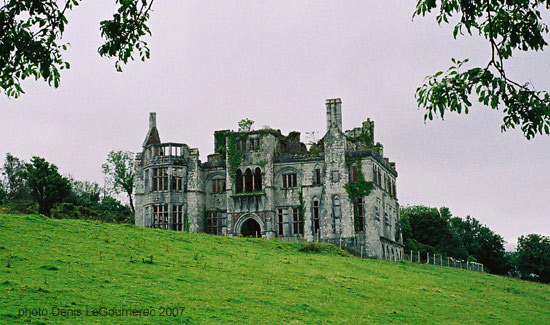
[241,218,262,237]
[234,213,264,238]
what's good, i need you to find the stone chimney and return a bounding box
[149,112,157,130]
[326,98,342,132]
[143,112,161,147]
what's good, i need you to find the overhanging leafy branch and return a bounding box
[414,0,550,139]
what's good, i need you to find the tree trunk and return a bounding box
[128,191,135,213]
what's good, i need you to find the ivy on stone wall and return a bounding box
[345,129,372,144]
[344,158,374,232]
[226,133,244,183]
[184,216,190,233]
[214,130,230,156]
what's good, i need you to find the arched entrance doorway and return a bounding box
[240,218,262,237]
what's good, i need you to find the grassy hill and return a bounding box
[1,213,549,324]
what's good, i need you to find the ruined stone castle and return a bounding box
[134,98,403,259]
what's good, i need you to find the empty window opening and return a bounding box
[254,167,262,191]
[173,205,184,231]
[153,205,168,229]
[152,168,168,191]
[355,198,364,232]
[172,168,183,191]
[315,168,321,185]
[282,173,298,189]
[313,200,320,236]
[207,211,218,235]
[250,138,261,151]
[236,169,243,193]
[292,207,303,235]
[245,168,253,192]
[278,209,284,236]
[212,179,226,193]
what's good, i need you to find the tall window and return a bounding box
[207,211,218,235]
[292,207,303,235]
[236,169,243,193]
[152,168,168,191]
[153,146,165,156]
[314,168,321,185]
[211,179,226,193]
[173,205,184,231]
[172,168,183,191]
[351,165,359,183]
[354,198,364,231]
[282,173,297,189]
[236,139,246,151]
[278,209,284,236]
[312,199,320,236]
[144,169,149,192]
[153,205,168,229]
[245,168,253,192]
[253,167,262,191]
[250,138,260,151]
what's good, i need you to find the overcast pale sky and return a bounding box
[1,1,549,249]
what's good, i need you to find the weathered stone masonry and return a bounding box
[134,98,404,259]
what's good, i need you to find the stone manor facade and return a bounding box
[134,98,403,259]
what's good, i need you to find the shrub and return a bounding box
[0,202,38,215]
[299,243,321,253]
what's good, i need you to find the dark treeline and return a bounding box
[401,205,550,283]
[0,153,133,223]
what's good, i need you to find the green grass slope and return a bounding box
[1,214,549,324]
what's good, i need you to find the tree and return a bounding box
[66,178,101,207]
[0,0,153,98]
[449,215,510,275]
[19,156,71,216]
[400,205,467,258]
[1,153,26,200]
[102,150,135,212]
[238,118,255,132]
[515,234,550,283]
[0,177,8,204]
[414,1,550,139]
[401,205,511,275]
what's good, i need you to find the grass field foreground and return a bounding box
[1,213,549,323]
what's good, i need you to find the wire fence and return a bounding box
[402,251,484,273]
